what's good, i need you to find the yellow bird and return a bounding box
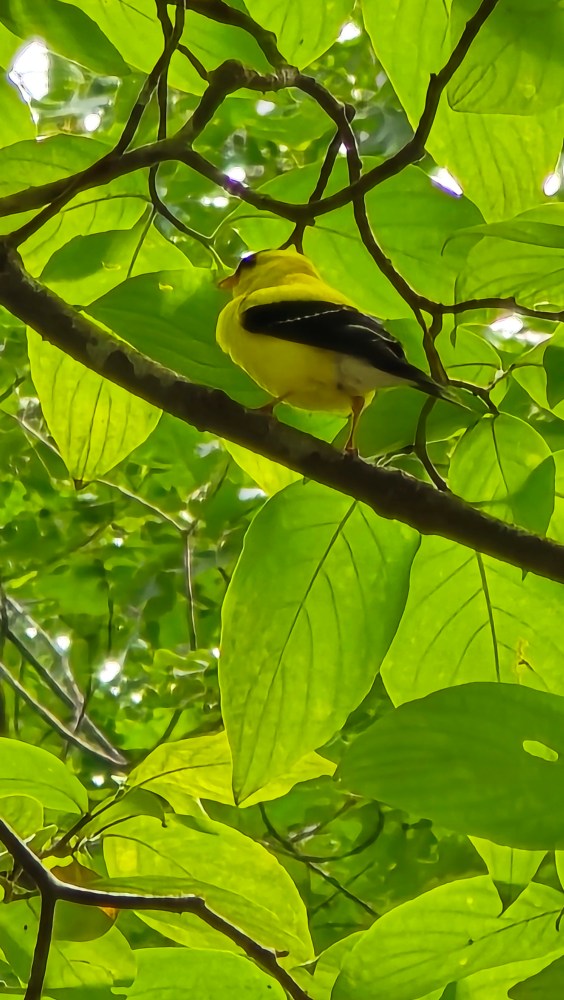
[217,247,458,451]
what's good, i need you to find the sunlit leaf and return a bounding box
[448,0,564,117]
[28,328,161,481]
[125,947,286,1000]
[245,0,353,67]
[220,481,418,801]
[333,877,564,1000]
[0,737,87,815]
[103,813,314,963]
[362,0,563,219]
[381,536,564,704]
[449,414,555,533]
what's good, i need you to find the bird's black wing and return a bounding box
[241,300,433,385]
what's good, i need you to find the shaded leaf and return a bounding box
[338,682,564,849]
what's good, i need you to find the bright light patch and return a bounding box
[130,690,143,704]
[338,21,361,42]
[226,165,246,183]
[25,626,38,639]
[431,168,463,197]
[256,99,275,116]
[212,647,220,659]
[55,634,71,652]
[201,195,229,208]
[113,536,124,547]
[83,112,101,132]
[490,314,524,337]
[544,172,561,196]
[238,487,266,501]
[9,40,49,102]
[92,774,105,787]
[98,659,121,683]
[338,143,348,156]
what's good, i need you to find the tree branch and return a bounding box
[0,243,563,584]
[0,818,312,1000]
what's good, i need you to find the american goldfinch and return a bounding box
[217,247,460,451]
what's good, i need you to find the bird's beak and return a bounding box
[218,273,237,290]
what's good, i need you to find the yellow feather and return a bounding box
[216,248,375,420]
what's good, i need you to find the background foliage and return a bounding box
[1,1,564,999]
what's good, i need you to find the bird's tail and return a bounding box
[413,372,491,414]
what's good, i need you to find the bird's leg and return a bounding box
[345,396,365,454]
[253,394,288,415]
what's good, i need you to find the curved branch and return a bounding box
[0,818,311,1000]
[0,243,563,584]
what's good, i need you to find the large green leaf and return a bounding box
[103,813,313,963]
[381,536,564,703]
[448,0,564,116]
[449,414,555,533]
[125,948,285,1000]
[235,159,483,319]
[338,682,564,849]
[361,0,563,219]
[220,481,418,801]
[128,730,335,809]
[456,204,564,306]
[89,269,259,405]
[245,0,353,66]
[40,216,191,303]
[64,0,269,94]
[0,0,130,75]
[332,877,564,1000]
[27,328,161,481]
[0,737,87,815]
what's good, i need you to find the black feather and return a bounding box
[242,300,436,387]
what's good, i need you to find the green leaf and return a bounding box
[27,329,161,481]
[456,204,564,306]
[0,737,87,815]
[89,269,260,405]
[469,837,545,891]
[449,414,555,533]
[544,343,564,409]
[0,0,130,76]
[510,956,564,999]
[103,813,314,963]
[338,682,564,849]
[64,0,269,94]
[332,877,564,1000]
[125,948,285,1000]
[220,481,418,801]
[0,794,43,840]
[245,0,353,67]
[0,76,34,147]
[362,0,563,219]
[40,216,191,304]
[234,159,483,318]
[128,730,335,809]
[448,0,564,116]
[381,536,564,703]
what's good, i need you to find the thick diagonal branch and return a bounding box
[0,243,563,584]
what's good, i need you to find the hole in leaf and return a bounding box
[523,740,559,762]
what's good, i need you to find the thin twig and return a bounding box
[415,398,448,491]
